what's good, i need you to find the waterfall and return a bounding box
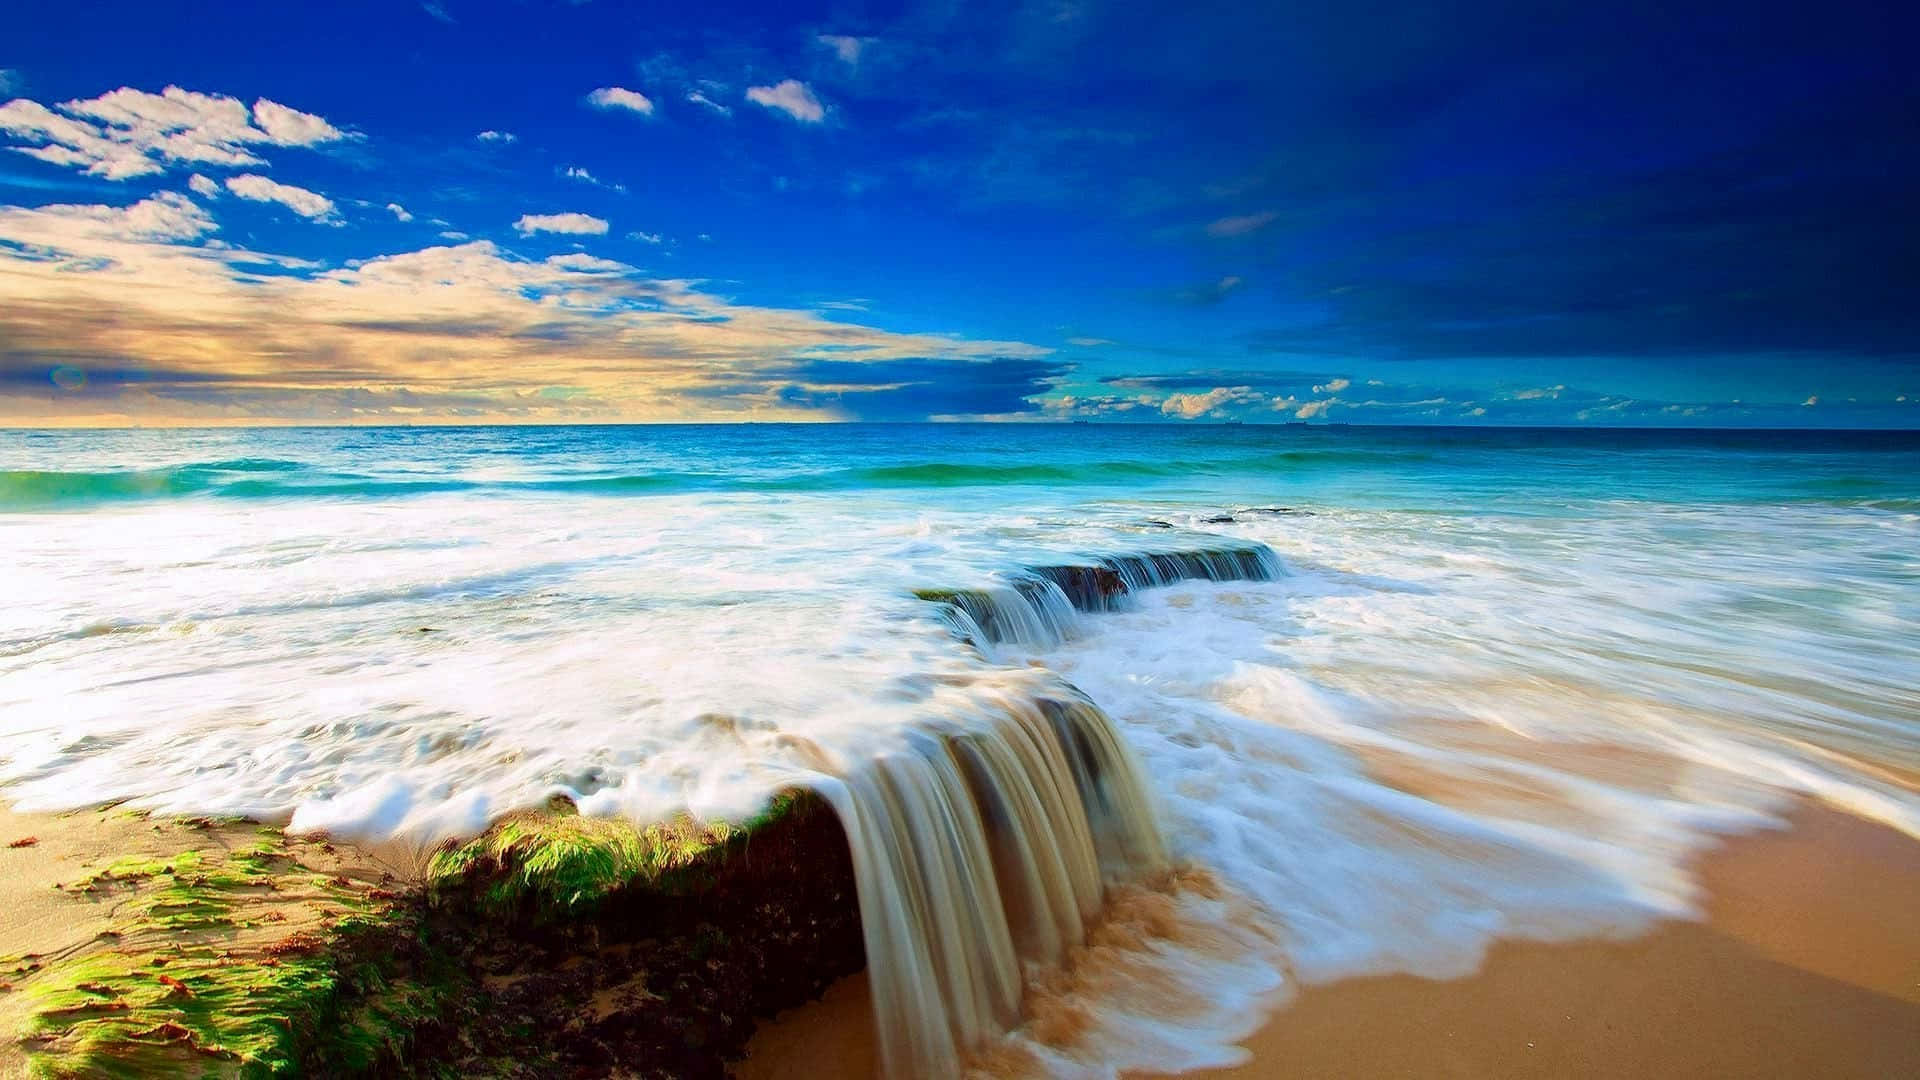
[812,686,1169,1077]
[784,544,1281,1075]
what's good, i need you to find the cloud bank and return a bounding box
[0,193,1051,425]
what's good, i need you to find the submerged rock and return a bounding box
[913,542,1285,647]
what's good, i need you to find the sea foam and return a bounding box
[3,425,1916,1076]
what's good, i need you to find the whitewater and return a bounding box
[3,423,1917,1076]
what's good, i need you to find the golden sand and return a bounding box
[740,802,1920,1080]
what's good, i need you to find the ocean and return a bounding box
[4,423,1917,1074]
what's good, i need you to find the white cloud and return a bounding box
[438,230,469,241]
[0,192,216,247]
[1204,210,1277,238]
[0,85,347,181]
[1510,384,1565,400]
[187,173,221,199]
[225,174,339,223]
[1046,393,1151,418]
[250,99,346,145]
[513,212,608,236]
[562,165,626,193]
[476,129,516,143]
[386,202,413,222]
[627,230,665,244]
[746,80,825,124]
[1802,395,1819,406]
[1294,399,1334,420]
[1066,336,1115,347]
[817,34,872,65]
[686,91,732,116]
[1313,377,1350,394]
[587,87,654,116]
[545,253,631,273]
[1160,386,1261,419]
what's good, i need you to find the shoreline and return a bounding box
[4,797,1915,1077]
[0,794,863,1078]
[739,800,1920,1079]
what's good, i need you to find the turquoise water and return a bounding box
[3,423,1917,1073]
[5,424,1918,508]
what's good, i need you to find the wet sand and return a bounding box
[741,802,1920,1079]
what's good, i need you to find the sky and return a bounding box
[0,0,1914,427]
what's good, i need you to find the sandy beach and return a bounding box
[740,801,1920,1079]
[0,805,408,1079]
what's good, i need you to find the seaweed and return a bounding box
[424,792,807,920]
[19,840,447,1079]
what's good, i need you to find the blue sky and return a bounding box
[0,0,1914,426]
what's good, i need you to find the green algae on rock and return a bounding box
[15,830,446,1079]
[423,791,811,920]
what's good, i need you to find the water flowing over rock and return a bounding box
[919,543,1285,647]
[815,686,1168,1077]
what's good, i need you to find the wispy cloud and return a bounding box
[561,165,626,193]
[627,230,665,244]
[746,80,825,124]
[1175,275,1243,305]
[1204,210,1277,237]
[816,34,873,66]
[0,85,349,180]
[476,129,516,143]
[421,2,454,24]
[386,202,413,222]
[187,173,220,198]
[586,86,654,116]
[0,69,20,96]
[512,212,609,236]
[224,174,340,223]
[686,90,732,117]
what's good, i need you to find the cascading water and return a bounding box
[925,544,1286,648]
[814,683,1168,1078]
[795,545,1279,1076]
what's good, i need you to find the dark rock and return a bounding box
[416,795,865,1079]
